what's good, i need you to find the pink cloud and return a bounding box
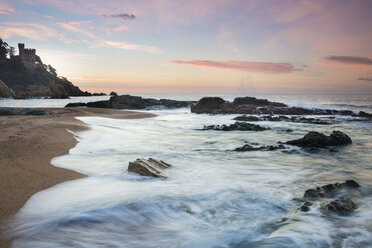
[0,1,15,14]
[57,20,95,38]
[170,60,294,74]
[113,24,129,31]
[91,40,161,54]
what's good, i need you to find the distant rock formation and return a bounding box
[0,79,14,98]
[234,115,332,125]
[286,130,352,148]
[234,144,285,152]
[128,158,172,178]
[86,94,195,109]
[191,96,364,116]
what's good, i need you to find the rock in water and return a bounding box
[128,158,171,178]
[286,130,352,148]
[65,102,88,107]
[202,121,269,131]
[304,180,360,199]
[322,197,357,216]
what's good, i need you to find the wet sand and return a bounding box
[0,107,155,247]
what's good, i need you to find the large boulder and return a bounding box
[322,197,357,216]
[0,79,15,98]
[128,158,172,178]
[190,97,227,114]
[286,130,352,148]
[202,121,269,131]
[232,97,286,107]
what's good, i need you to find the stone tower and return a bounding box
[18,43,36,72]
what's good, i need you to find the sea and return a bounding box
[1,94,372,248]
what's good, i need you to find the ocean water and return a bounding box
[2,94,372,248]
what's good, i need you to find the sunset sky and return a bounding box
[1,0,372,94]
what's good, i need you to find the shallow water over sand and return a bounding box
[6,94,372,248]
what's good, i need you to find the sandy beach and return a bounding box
[0,107,155,247]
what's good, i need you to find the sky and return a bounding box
[0,0,372,94]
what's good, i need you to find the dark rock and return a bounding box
[233,115,260,121]
[109,91,118,96]
[304,180,360,199]
[19,108,48,115]
[322,197,357,216]
[286,130,352,148]
[352,111,372,118]
[65,102,87,107]
[190,97,228,114]
[159,99,194,108]
[234,144,285,152]
[0,107,48,115]
[128,158,171,178]
[92,92,106,96]
[49,95,70,99]
[232,97,287,107]
[87,100,110,108]
[202,121,269,131]
[298,201,313,212]
[0,107,18,115]
[233,115,332,125]
[191,96,358,116]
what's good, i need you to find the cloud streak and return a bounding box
[325,56,372,65]
[358,77,372,82]
[170,60,295,74]
[92,40,161,54]
[104,13,136,20]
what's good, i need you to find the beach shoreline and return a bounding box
[0,107,155,247]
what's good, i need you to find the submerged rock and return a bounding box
[322,197,357,216]
[202,121,269,131]
[128,158,172,178]
[286,130,352,148]
[234,144,285,152]
[65,102,87,107]
[0,107,48,116]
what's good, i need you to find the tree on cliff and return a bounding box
[0,39,9,59]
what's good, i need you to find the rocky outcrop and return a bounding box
[87,95,195,110]
[0,79,15,98]
[234,144,285,152]
[190,96,372,116]
[86,100,109,108]
[286,131,352,148]
[109,91,118,96]
[234,115,332,125]
[65,102,87,107]
[304,180,360,199]
[322,197,357,216]
[0,107,48,115]
[128,158,172,178]
[296,180,360,216]
[202,121,269,131]
[352,111,372,118]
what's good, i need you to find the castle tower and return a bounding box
[18,43,36,72]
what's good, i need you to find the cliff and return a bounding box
[0,57,91,98]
